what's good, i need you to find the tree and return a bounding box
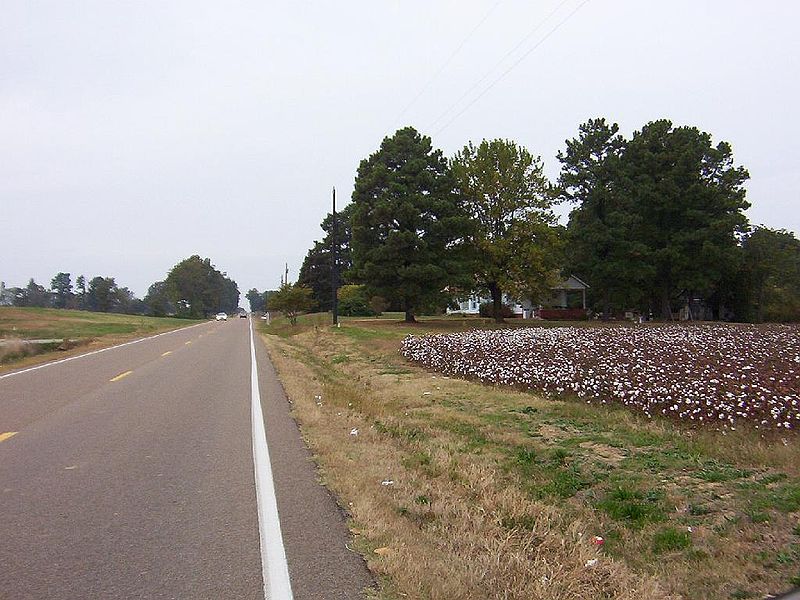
[113,287,146,314]
[737,227,800,322]
[267,283,315,325]
[144,281,172,316]
[246,288,266,312]
[558,118,649,315]
[50,272,73,309]
[87,277,119,312]
[11,279,50,307]
[623,120,750,318]
[298,203,355,312]
[164,255,240,318]
[452,138,562,322]
[350,126,471,322]
[27,279,51,307]
[75,275,87,310]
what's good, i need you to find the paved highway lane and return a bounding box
[0,318,371,599]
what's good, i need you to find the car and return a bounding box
[239,312,247,318]
[215,312,228,321]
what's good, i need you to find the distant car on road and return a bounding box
[215,312,228,321]
[239,312,247,318]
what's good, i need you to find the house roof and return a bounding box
[553,275,590,290]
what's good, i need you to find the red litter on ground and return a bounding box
[590,536,604,546]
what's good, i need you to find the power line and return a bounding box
[434,0,591,136]
[428,0,574,131]
[394,0,502,127]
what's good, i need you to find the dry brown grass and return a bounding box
[260,318,800,599]
[0,338,34,363]
[263,327,675,599]
[0,307,200,372]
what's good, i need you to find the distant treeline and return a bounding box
[2,255,240,319]
[289,120,798,323]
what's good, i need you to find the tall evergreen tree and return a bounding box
[623,120,750,318]
[737,226,800,322]
[87,277,119,312]
[75,275,87,309]
[558,119,650,315]
[298,203,354,311]
[50,272,73,309]
[350,127,470,322]
[452,138,561,322]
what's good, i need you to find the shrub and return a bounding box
[338,285,377,317]
[479,301,515,319]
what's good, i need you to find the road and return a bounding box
[0,318,371,599]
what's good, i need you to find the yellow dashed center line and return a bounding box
[161,351,172,357]
[185,341,192,345]
[0,432,18,443]
[110,370,133,382]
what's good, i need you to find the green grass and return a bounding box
[597,486,667,527]
[652,527,692,553]
[0,306,199,340]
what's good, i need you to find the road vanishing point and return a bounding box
[0,318,371,599]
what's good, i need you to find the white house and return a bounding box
[447,275,590,319]
[0,282,14,306]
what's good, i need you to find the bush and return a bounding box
[338,285,377,317]
[268,284,315,325]
[479,301,515,319]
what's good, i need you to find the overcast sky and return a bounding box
[2,1,798,300]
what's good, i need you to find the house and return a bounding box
[546,275,589,310]
[0,282,14,306]
[447,276,590,319]
[448,294,525,316]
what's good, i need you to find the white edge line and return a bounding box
[249,318,293,600]
[0,321,208,380]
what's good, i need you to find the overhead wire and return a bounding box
[394,0,502,127]
[427,0,574,131]
[394,1,502,125]
[433,0,592,136]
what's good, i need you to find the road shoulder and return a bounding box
[255,332,374,600]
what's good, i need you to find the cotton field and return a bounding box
[400,324,800,430]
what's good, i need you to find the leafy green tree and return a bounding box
[452,138,562,322]
[623,120,750,318]
[219,277,240,314]
[337,284,376,317]
[87,277,119,312]
[50,272,73,309]
[164,255,239,318]
[351,127,471,322]
[558,119,649,315]
[299,203,355,312]
[144,281,172,316]
[113,287,146,314]
[246,288,266,312]
[267,283,315,325]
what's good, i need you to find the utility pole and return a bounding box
[331,186,339,326]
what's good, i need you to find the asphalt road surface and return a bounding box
[0,318,371,599]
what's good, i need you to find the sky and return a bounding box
[2,0,798,301]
